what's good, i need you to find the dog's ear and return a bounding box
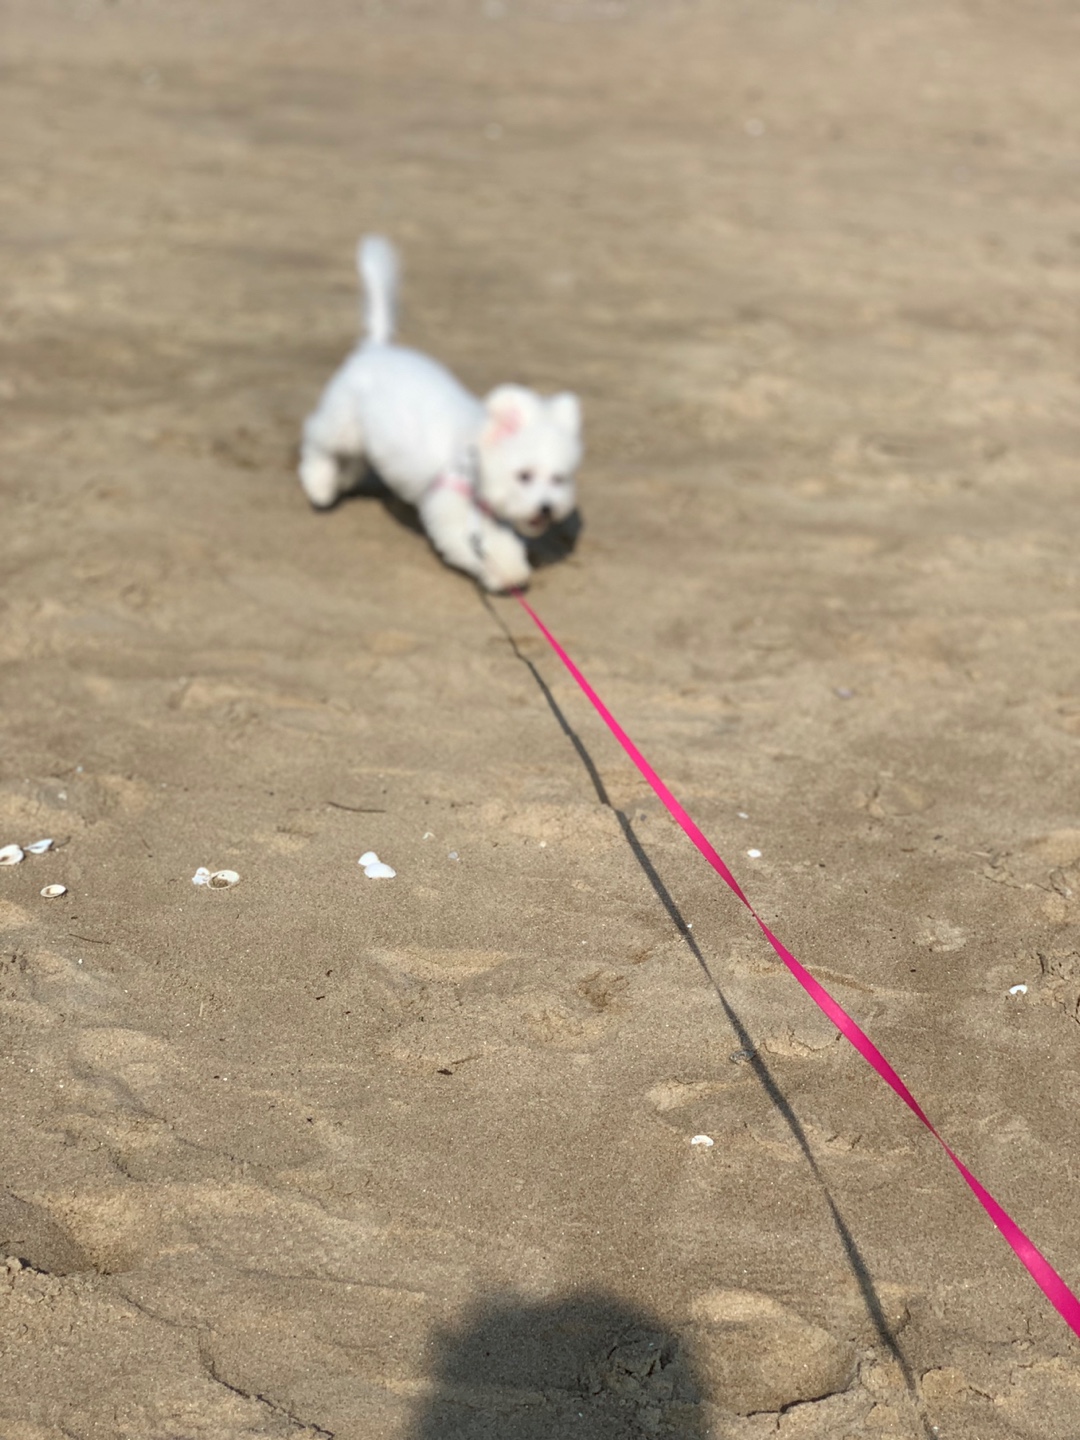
[548,392,581,436]
[482,385,539,445]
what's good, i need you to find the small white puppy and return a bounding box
[299,237,583,591]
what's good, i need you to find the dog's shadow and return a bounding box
[326,459,583,572]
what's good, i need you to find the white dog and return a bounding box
[299,237,582,592]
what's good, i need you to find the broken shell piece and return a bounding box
[208,870,240,888]
[40,884,67,899]
[26,838,54,854]
[690,1134,715,1148]
[192,867,211,886]
[358,850,394,878]
[747,849,762,859]
[0,844,25,866]
[1008,984,1028,997]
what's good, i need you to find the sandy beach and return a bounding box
[3,1,1080,1435]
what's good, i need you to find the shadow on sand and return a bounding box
[311,459,583,572]
[412,1290,708,1440]
[483,598,933,1439]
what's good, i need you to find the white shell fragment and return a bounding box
[0,844,25,866]
[40,884,67,899]
[26,838,54,854]
[747,849,762,859]
[358,851,395,879]
[1009,984,1028,997]
[690,1134,715,1148]
[191,867,240,888]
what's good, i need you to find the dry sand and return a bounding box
[3,1,1080,1435]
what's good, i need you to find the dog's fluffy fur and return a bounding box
[299,237,583,591]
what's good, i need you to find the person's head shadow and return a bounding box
[413,1290,707,1440]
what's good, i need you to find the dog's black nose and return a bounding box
[536,505,553,525]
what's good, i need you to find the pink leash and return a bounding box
[515,592,1080,1338]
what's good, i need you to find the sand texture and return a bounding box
[3,1,1080,1435]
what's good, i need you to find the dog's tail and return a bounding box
[357,235,399,346]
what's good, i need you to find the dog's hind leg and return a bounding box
[299,375,365,509]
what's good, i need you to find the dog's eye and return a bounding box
[516,469,534,484]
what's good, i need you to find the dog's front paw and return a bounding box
[478,530,531,593]
[480,558,531,593]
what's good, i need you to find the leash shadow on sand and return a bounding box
[484,596,933,1436]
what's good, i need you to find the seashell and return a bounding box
[746,849,762,859]
[26,838,54,854]
[363,861,396,879]
[690,1134,715,1148]
[208,869,240,888]
[1008,984,1028,996]
[0,844,24,866]
[40,884,67,898]
[191,867,211,886]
